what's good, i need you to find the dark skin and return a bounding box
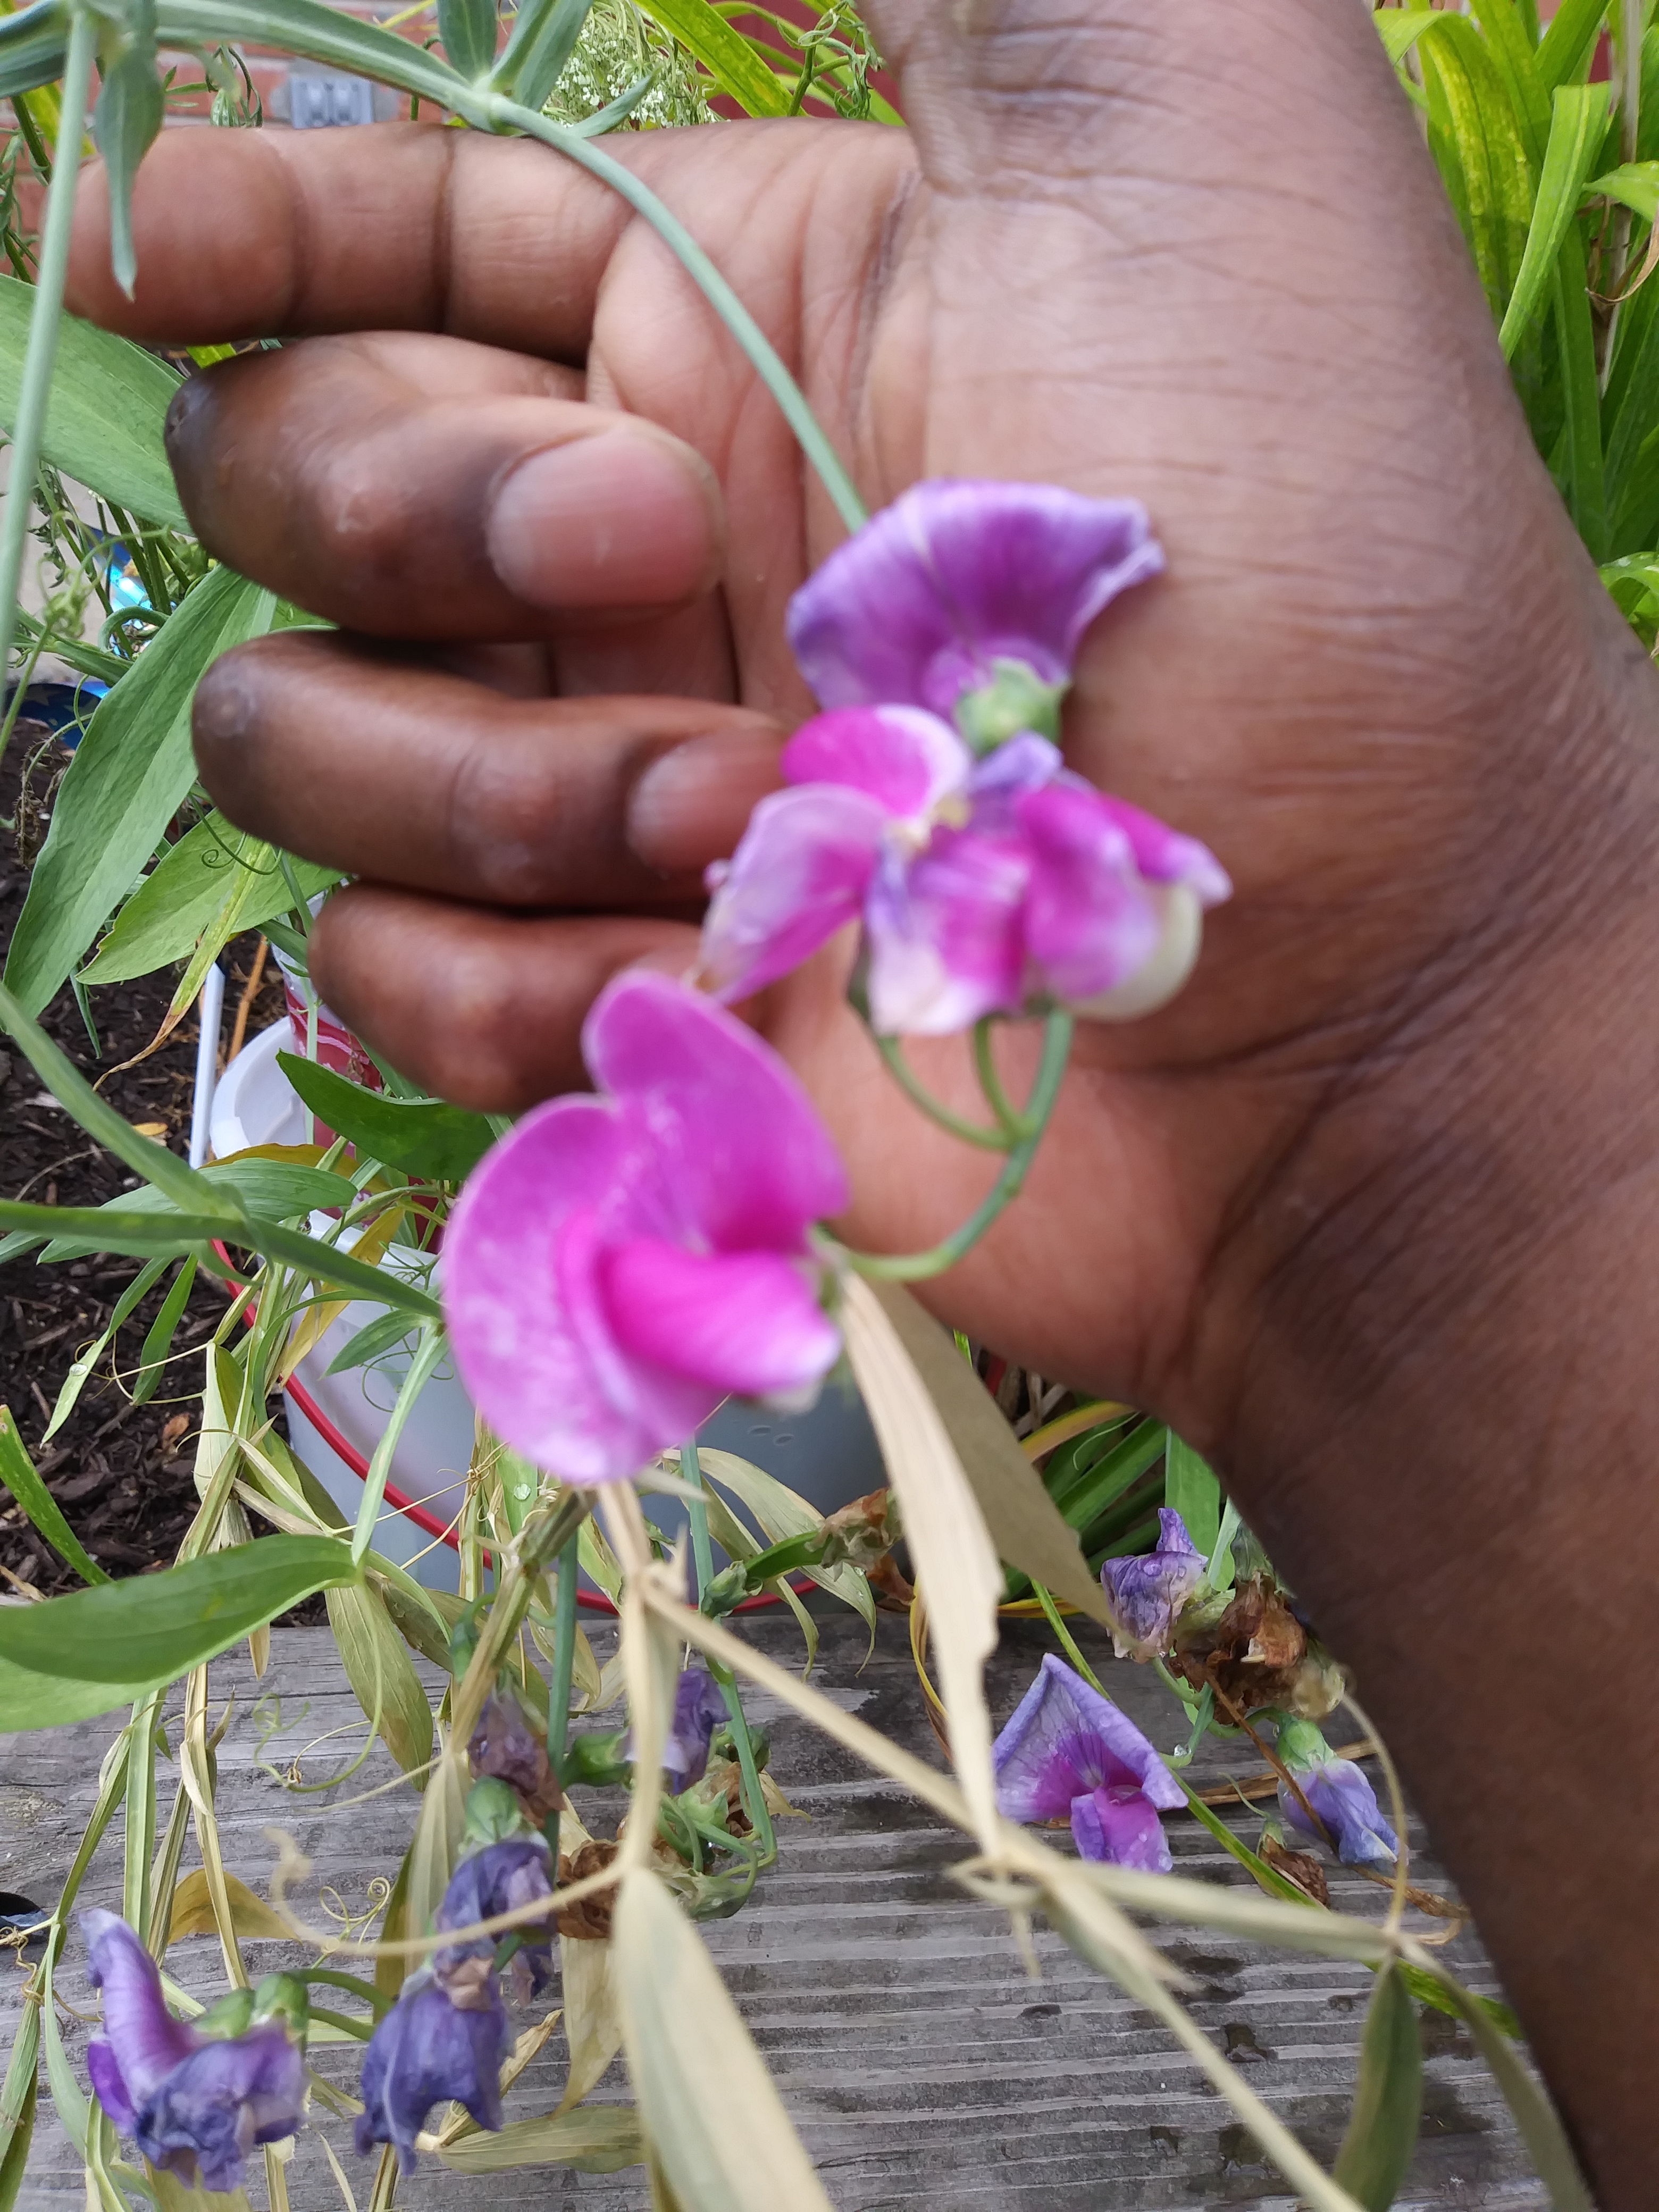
[65,0,1659,2194]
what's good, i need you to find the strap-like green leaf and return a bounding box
[1419,16,1535,322]
[0,1403,110,1584]
[634,0,789,113]
[4,565,277,1015]
[0,1535,359,1693]
[1469,0,1551,161]
[1498,82,1609,358]
[81,814,339,986]
[154,0,466,106]
[1583,157,1659,223]
[0,1,69,99]
[0,273,182,526]
[1162,1433,1220,1560]
[275,1050,495,1184]
[1535,0,1606,91]
[1374,8,1439,69]
[92,0,164,298]
[1552,222,1609,557]
[492,0,594,113]
[1331,1964,1423,2209]
[437,0,498,81]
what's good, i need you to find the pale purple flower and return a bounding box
[993,1654,1186,1872]
[1275,1720,1398,1870]
[443,972,847,1484]
[702,711,1228,1035]
[662,1667,728,1790]
[82,1910,305,2193]
[786,480,1164,722]
[1100,1507,1209,1661]
[355,1974,506,2172]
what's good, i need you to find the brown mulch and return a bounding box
[1,725,299,1601]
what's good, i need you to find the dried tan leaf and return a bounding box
[841,1275,1001,1854]
[424,2107,642,2174]
[866,1280,1113,1627]
[613,1870,834,2212]
[557,1933,624,2113]
[164,1868,288,1948]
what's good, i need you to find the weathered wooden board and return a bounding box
[1,1607,1548,2209]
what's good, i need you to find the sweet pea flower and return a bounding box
[443,971,848,1484]
[786,480,1164,732]
[662,1666,728,1791]
[354,1973,506,2173]
[702,710,1228,1035]
[1100,1507,1210,1661]
[992,1654,1186,1872]
[1275,1719,1398,1870]
[82,1911,305,2193]
[433,1837,557,2002]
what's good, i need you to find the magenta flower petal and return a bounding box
[700,784,886,1006]
[83,1909,199,2114]
[787,481,1164,718]
[993,1654,1185,1862]
[602,1239,840,1402]
[1100,789,1233,906]
[1070,1785,1174,1874]
[864,830,1028,1036]
[781,705,969,815]
[1016,780,1162,1007]
[584,970,849,1246]
[445,975,846,1483]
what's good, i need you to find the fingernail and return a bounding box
[487,433,720,610]
[626,728,783,875]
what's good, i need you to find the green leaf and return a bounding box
[1584,157,1659,223]
[1162,1434,1221,1560]
[437,0,498,79]
[4,565,277,1015]
[1331,1963,1423,2208]
[38,1253,168,1440]
[493,0,596,111]
[133,1254,198,1404]
[1420,1968,1591,2207]
[1420,15,1536,323]
[14,1155,351,1265]
[275,1051,496,1183]
[0,1535,359,1692]
[0,273,182,525]
[0,2014,39,2212]
[82,815,339,986]
[0,1652,163,1732]
[1535,0,1606,91]
[431,2106,644,2175]
[1553,220,1608,557]
[1499,84,1608,358]
[324,1580,435,1779]
[1050,1417,1168,1532]
[0,1403,111,1583]
[0,2,68,98]
[633,0,789,112]
[154,0,466,107]
[324,1305,420,1376]
[1469,0,1552,161]
[1375,9,1440,70]
[0,977,236,1217]
[92,0,164,298]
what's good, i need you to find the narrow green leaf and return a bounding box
[0,1535,359,1691]
[1162,1434,1221,1560]
[0,1655,158,1731]
[0,979,233,1218]
[437,0,498,80]
[1421,1966,1593,2208]
[325,1580,435,1779]
[133,1255,198,1404]
[82,815,339,986]
[0,1403,110,1583]
[1420,16,1536,322]
[0,272,182,525]
[91,0,164,298]
[154,0,466,106]
[1553,222,1610,556]
[1331,1963,1423,2208]
[4,566,278,1015]
[1051,1418,1168,1531]
[1584,157,1659,223]
[275,1051,495,1183]
[0,1,68,99]
[0,2016,39,2212]
[433,2107,644,2174]
[1535,0,1606,90]
[1469,0,1552,160]
[38,1253,168,1443]
[324,1306,418,1377]
[633,0,789,112]
[1170,1774,1319,1906]
[1374,9,1439,70]
[493,0,596,111]
[1499,85,1609,358]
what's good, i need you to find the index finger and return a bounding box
[65,121,642,359]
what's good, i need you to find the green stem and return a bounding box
[547,1532,579,1784]
[1031,1579,1105,1694]
[971,1018,1024,1138]
[847,1012,1075,1281]
[874,1029,1014,1152]
[350,1323,446,1564]
[682,1436,776,1861]
[484,93,866,536]
[0,10,94,689]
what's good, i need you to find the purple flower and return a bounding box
[433,1837,556,1997]
[443,971,847,1484]
[992,1654,1186,1872]
[701,712,1228,1035]
[661,1667,728,1790]
[786,480,1164,724]
[82,1911,305,2193]
[1100,1507,1209,1661]
[354,1973,506,2173]
[1275,1720,1398,1870]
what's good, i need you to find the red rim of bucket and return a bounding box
[219,1245,793,1614]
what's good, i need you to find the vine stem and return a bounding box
[483,91,867,536]
[0,6,94,693]
[844,1011,1075,1281]
[682,1436,776,1860]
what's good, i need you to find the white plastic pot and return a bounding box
[210,1020,886,1594]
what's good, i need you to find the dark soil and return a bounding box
[0,725,301,1601]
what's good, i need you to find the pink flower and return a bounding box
[442,973,847,1484]
[701,710,1229,1035]
[786,480,1164,726]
